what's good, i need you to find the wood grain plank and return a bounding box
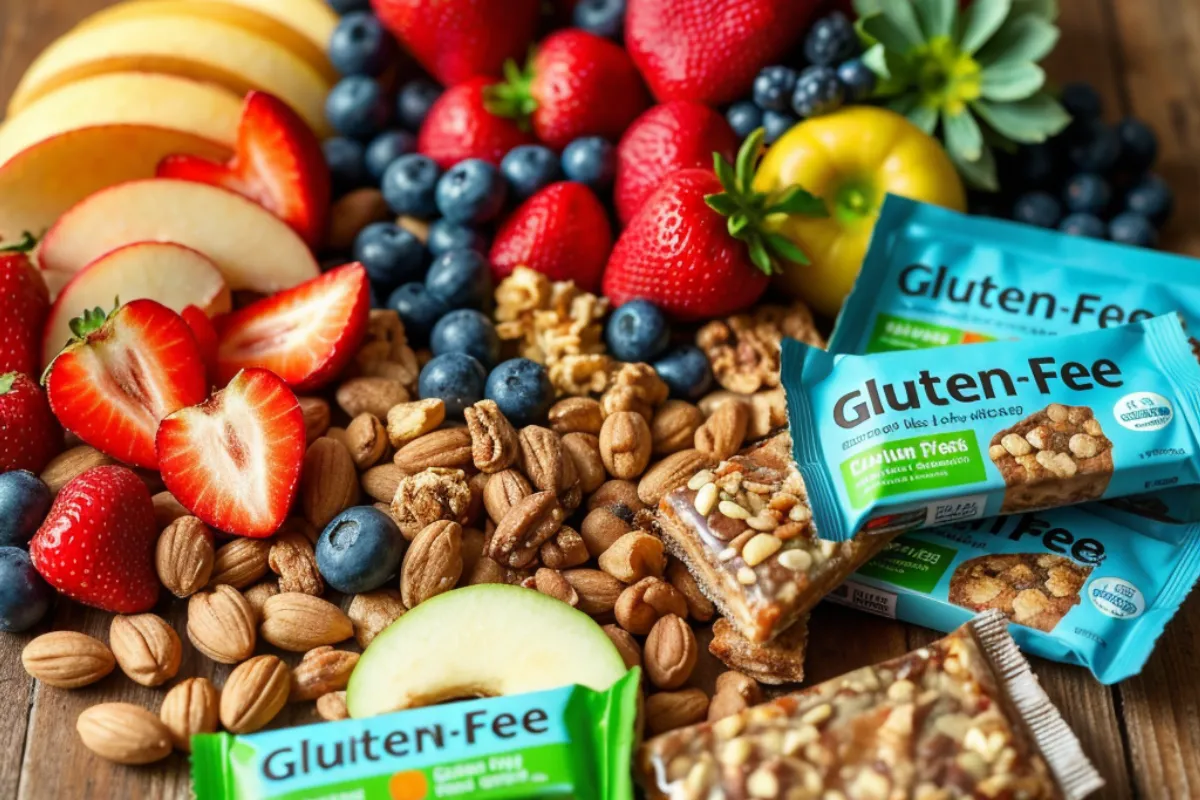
[0,0,112,105]
[0,633,36,798]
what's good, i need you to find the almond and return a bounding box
[362,462,405,503]
[599,411,652,479]
[242,579,281,623]
[602,624,643,670]
[386,399,446,447]
[151,491,191,528]
[269,530,324,596]
[208,537,271,590]
[298,396,331,444]
[301,437,359,528]
[561,433,606,494]
[708,670,762,722]
[220,655,291,734]
[77,703,172,764]
[346,589,406,648]
[337,377,410,419]
[394,427,473,473]
[187,585,257,664]
[261,593,354,651]
[638,449,716,507]
[694,399,749,460]
[482,468,532,524]
[401,520,464,608]
[22,631,115,688]
[487,491,563,568]
[651,400,705,455]
[317,691,350,721]
[109,614,182,687]
[40,445,115,495]
[345,413,390,469]
[587,479,645,513]
[533,568,579,607]
[156,515,214,598]
[645,689,709,735]
[289,646,360,702]
[465,399,519,473]
[548,397,604,436]
[580,506,633,559]
[561,569,624,616]
[644,614,698,690]
[160,677,219,752]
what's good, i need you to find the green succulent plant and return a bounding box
[854,0,1071,190]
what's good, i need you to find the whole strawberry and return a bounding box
[485,29,650,150]
[489,182,614,292]
[626,0,819,105]
[615,102,739,225]
[418,77,535,169]
[30,465,159,614]
[372,0,540,88]
[0,372,61,473]
[602,130,827,320]
[0,233,50,377]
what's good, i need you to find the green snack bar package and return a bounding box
[830,505,1200,683]
[781,314,1200,542]
[191,669,641,800]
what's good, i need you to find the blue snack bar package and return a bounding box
[781,314,1200,542]
[829,506,1200,683]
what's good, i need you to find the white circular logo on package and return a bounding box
[1088,577,1145,619]
[1113,391,1174,431]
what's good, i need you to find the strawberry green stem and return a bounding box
[483,54,538,129]
[0,231,37,254]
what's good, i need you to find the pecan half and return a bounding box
[487,491,564,568]
[464,399,519,473]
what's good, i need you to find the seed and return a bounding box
[778,548,813,573]
[717,548,738,562]
[736,567,757,585]
[687,471,714,491]
[693,483,718,516]
[800,702,833,726]
[746,513,779,532]
[741,534,782,567]
[718,500,749,520]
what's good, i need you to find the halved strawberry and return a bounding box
[157,368,305,538]
[44,299,208,469]
[157,91,331,248]
[181,304,219,386]
[215,263,370,392]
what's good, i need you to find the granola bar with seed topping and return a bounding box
[948,553,1091,632]
[638,612,1104,800]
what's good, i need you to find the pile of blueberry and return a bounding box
[605,300,713,401]
[0,470,54,632]
[726,11,874,144]
[990,83,1173,248]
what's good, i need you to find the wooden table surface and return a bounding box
[2,1,1199,798]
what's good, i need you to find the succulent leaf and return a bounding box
[943,109,984,162]
[913,0,957,39]
[877,0,927,48]
[972,92,1070,143]
[980,62,1045,101]
[976,13,1059,67]
[957,0,1012,54]
[950,143,999,191]
[1012,0,1057,21]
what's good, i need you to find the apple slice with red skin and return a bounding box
[41,241,230,369]
[158,91,331,248]
[157,368,305,538]
[215,263,370,392]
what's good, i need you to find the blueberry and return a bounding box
[425,249,492,309]
[1059,212,1107,238]
[431,309,501,369]
[387,283,450,347]
[327,0,370,14]
[354,222,426,291]
[1060,82,1103,122]
[435,159,508,224]
[428,219,489,257]
[0,547,52,632]
[381,153,442,217]
[837,58,876,102]
[1108,212,1158,248]
[1125,174,1173,224]
[326,75,392,140]
[328,12,396,77]
[805,12,859,67]
[1012,191,1063,228]
[791,66,844,119]
[364,130,416,181]
[605,299,670,363]
[419,353,488,418]
[1063,173,1112,215]
[316,507,405,594]
[485,358,554,427]
[752,66,799,111]
[1016,142,1058,188]
[762,109,799,144]
[573,0,625,39]
[561,137,616,190]
[726,101,764,140]
[653,346,713,401]
[397,79,443,131]
[0,471,50,548]
[1116,118,1159,174]
[501,145,562,199]
[1067,121,1121,174]
[323,137,370,195]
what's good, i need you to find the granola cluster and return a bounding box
[697,303,825,394]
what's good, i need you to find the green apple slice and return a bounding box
[346,584,629,718]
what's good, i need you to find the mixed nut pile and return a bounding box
[19,290,819,766]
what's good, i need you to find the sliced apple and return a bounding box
[346,584,629,718]
[39,179,320,296]
[43,242,232,369]
[77,0,337,84]
[214,0,337,61]
[0,72,240,166]
[0,124,231,247]
[8,16,332,137]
